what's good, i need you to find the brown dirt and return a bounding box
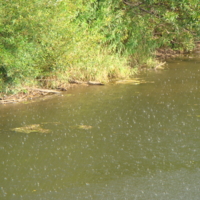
[0,83,75,104]
[0,90,57,104]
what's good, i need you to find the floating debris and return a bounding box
[69,80,104,85]
[115,79,154,85]
[11,124,50,134]
[88,81,104,85]
[77,125,92,130]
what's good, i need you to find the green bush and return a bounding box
[0,0,199,93]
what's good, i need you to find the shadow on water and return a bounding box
[0,56,200,199]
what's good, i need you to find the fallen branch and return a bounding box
[0,99,18,104]
[88,81,104,85]
[69,80,104,85]
[155,62,166,69]
[24,88,61,94]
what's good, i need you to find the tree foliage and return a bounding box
[0,0,199,92]
[122,0,200,50]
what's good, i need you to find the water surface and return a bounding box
[1,56,200,199]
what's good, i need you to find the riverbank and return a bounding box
[1,44,200,105]
[2,1,199,105]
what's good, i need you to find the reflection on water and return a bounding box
[0,57,200,199]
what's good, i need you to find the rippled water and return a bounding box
[1,56,200,199]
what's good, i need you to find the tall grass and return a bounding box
[0,0,199,93]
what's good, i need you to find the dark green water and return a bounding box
[1,57,200,200]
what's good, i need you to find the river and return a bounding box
[0,56,200,200]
